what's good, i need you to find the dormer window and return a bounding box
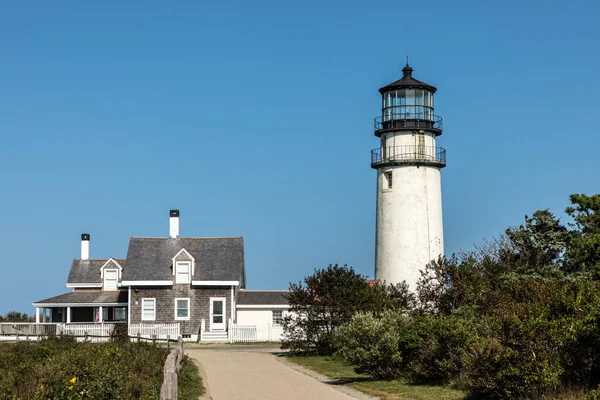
[175,261,191,284]
[104,269,118,290]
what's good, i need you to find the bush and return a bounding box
[333,311,411,379]
[0,339,168,400]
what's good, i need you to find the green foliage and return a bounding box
[281,264,414,355]
[0,338,168,400]
[564,194,600,275]
[333,312,409,379]
[177,355,204,400]
[110,323,130,344]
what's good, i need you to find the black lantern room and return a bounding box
[374,63,442,136]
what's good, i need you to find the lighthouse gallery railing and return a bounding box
[371,145,446,167]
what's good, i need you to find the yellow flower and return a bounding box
[70,377,77,384]
[67,385,73,390]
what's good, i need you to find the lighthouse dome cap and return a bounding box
[379,63,437,94]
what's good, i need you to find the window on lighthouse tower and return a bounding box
[386,172,393,189]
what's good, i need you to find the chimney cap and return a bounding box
[81,233,90,241]
[170,210,180,217]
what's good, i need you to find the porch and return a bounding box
[32,290,128,324]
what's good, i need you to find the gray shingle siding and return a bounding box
[123,237,245,287]
[130,285,232,336]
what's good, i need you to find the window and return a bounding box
[272,310,283,326]
[175,298,190,320]
[386,172,393,189]
[104,269,118,290]
[175,261,191,284]
[142,298,156,321]
[114,307,127,321]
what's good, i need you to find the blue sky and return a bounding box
[1,1,599,314]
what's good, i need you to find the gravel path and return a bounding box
[186,345,369,400]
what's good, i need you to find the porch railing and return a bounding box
[59,323,116,337]
[0,323,58,336]
[228,320,284,343]
[128,323,180,340]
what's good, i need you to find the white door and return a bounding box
[210,298,226,331]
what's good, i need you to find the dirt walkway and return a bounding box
[186,345,367,400]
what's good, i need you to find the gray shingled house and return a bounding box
[32,210,289,341]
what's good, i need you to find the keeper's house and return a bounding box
[32,210,290,341]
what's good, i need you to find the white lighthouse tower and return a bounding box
[372,63,446,289]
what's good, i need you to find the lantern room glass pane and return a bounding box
[382,88,434,122]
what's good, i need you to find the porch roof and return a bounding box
[33,290,128,307]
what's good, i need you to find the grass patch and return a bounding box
[178,355,204,400]
[285,355,466,400]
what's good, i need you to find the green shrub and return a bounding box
[407,315,479,385]
[0,340,168,400]
[333,311,421,379]
[461,316,563,399]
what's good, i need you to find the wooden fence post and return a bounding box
[84,332,88,342]
[152,334,156,346]
[167,335,170,349]
[137,332,141,343]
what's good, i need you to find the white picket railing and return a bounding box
[128,323,180,340]
[229,322,258,342]
[228,320,285,342]
[59,323,116,338]
[0,323,58,336]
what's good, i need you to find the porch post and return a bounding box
[99,306,103,323]
[35,307,40,324]
[42,308,46,323]
[66,307,71,323]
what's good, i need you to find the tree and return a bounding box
[281,264,371,354]
[0,311,34,322]
[504,209,568,277]
[564,194,600,275]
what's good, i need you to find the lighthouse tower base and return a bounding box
[374,165,444,290]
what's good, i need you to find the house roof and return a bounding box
[379,64,437,94]
[237,290,289,305]
[33,290,128,306]
[67,259,126,284]
[123,237,246,286]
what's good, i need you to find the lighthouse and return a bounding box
[371,63,446,289]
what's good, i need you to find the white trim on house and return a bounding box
[172,248,196,275]
[66,283,102,288]
[141,298,156,321]
[191,280,240,286]
[236,304,290,309]
[230,286,235,323]
[121,280,173,286]
[128,286,131,324]
[174,298,190,321]
[32,302,128,308]
[99,258,124,279]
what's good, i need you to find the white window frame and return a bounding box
[175,261,191,284]
[209,297,226,331]
[272,310,283,326]
[141,298,156,321]
[103,268,119,291]
[174,298,190,321]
